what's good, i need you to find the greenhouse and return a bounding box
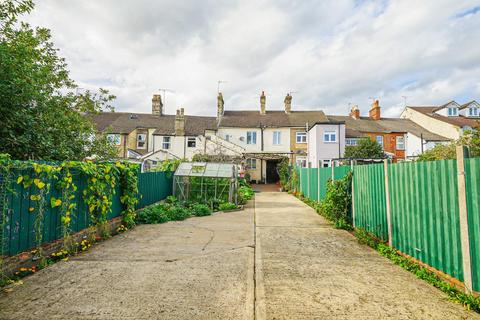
[173,162,238,204]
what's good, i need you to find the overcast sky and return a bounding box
[26,0,480,117]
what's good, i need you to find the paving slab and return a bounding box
[254,192,479,320]
[0,209,255,320]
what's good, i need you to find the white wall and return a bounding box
[405,133,446,158]
[263,128,291,153]
[307,124,346,168]
[153,135,206,160]
[401,108,460,140]
[217,127,262,152]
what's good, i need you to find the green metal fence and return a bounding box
[1,169,172,256]
[296,158,480,292]
[465,158,480,291]
[389,160,463,282]
[353,164,387,240]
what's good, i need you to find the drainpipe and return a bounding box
[183,136,187,159]
[338,123,341,159]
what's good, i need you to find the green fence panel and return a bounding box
[465,158,480,291]
[353,164,387,240]
[0,168,172,256]
[389,160,463,282]
[299,168,308,196]
[317,167,331,202]
[309,168,319,202]
[137,171,173,208]
[333,166,350,181]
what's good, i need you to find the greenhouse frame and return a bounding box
[172,162,238,204]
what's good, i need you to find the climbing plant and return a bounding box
[116,162,139,228]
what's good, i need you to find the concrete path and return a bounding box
[0,192,478,319]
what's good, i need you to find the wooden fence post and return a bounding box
[331,160,335,181]
[456,145,473,293]
[351,160,355,228]
[384,159,392,247]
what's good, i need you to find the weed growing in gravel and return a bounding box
[354,228,480,314]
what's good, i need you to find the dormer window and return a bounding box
[468,107,478,117]
[447,107,458,116]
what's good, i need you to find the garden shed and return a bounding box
[173,162,238,204]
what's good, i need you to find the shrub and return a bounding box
[319,172,353,230]
[238,185,254,204]
[219,202,238,211]
[167,206,191,221]
[191,203,212,216]
[136,205,170,224]
[165,195,178,204]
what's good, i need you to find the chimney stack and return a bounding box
[284,93,292,114]
[152,94,163,116]
[175,108,185,136]
[260,91,266,115]
[369,100,381,120]
[349,105,360,119]
[217,92,224,119]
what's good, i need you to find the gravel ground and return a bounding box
[0,191,478,320]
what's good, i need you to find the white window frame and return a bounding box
[396,136,405,150]
[162,136,171,150]
[187,137,196,148]
[296,132,307,143]
[107,134,121,146]
[225,134,232,142]
[296,156,307,168]
[137,133,146,149]
[346,138,358,146]
[448,107,458,116]
[246,158,257,170]
[246,131,257,145]
[273,131,281,145]
[468,107,478,117]
[376,135,384,148]
[323,130,337,143]
[322,159,331,168]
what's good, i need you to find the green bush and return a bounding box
[191,203,212,216]
[136,204,170,224]
[219,202,238,211]
[166,206,191,221]
[319,172,353,230]
[165,195,178,204]
[238,185,254,204]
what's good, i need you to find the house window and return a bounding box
[396,136,405,150]
[448,107,458,116]
[376,135,384,148]
[225,134,232,142]
[346,138,358,146]
[322,159,331,167]
[273,131,281,145]
[296,156,307,168]
[296,132,307,143]
[323,130,337,143]
[468,107,478,117]
[162,136,171,150]
[137,134,146,149]
[246,158,257,170]
[247,131,257,144]
[107,134,121,146]
[187,137,196,148]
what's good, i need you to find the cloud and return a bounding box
[25,0,480,117]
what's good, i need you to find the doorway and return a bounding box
[266,159,280,183]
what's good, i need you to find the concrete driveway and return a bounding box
[0,192,478,319]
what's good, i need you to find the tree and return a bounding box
[344,137,385,159]
[0,0,117,161]
[417,128,480,161]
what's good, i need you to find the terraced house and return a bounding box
[401,100,480,140]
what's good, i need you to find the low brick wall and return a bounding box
[1,217,124,278]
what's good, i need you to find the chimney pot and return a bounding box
[349,105,360,119]
[260,91,266,115]
[284,93,292,114]
[175,108,185,136]
[369,100,381,120]
[217,92,225,119]
[152,94,163,116]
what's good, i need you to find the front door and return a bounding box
[266,160,280,183]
